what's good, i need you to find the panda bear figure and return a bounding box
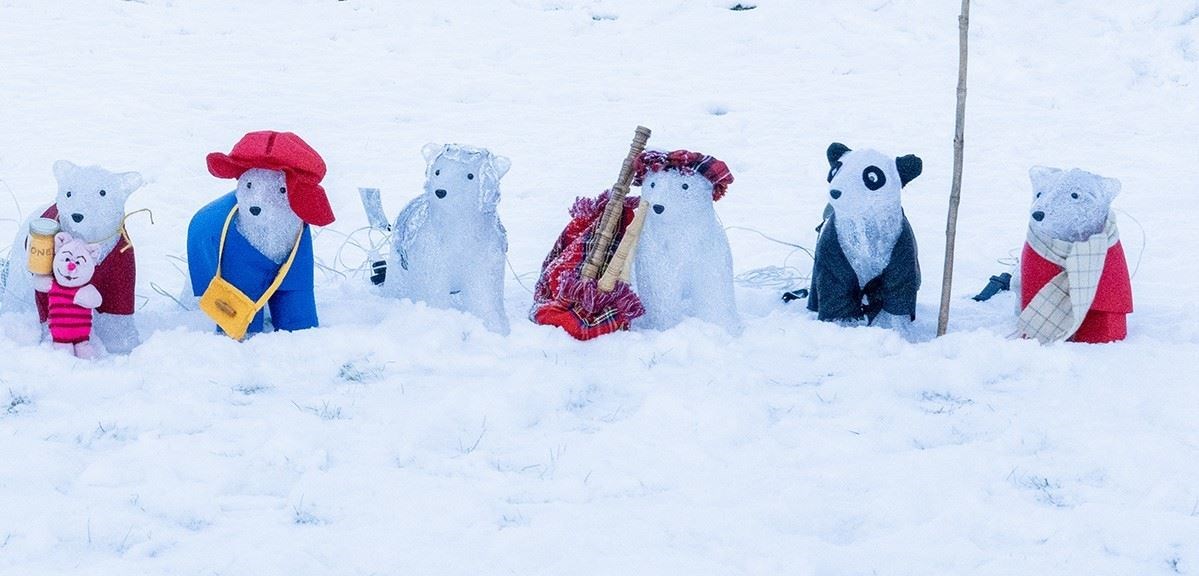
[806,142,923,332]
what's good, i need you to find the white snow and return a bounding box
[1,0,1197,574]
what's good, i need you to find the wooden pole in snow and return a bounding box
[937,0,970,337]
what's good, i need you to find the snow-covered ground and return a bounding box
[1,1,1197,573]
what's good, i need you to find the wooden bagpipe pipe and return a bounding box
[531,126,652,340]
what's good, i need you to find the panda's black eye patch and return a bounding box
[681,183,689,190]
[99,189,106,197]
[827,161,842,183]
[1071,192,1079,199]
[862,166,886,191]
[467,173,475,180]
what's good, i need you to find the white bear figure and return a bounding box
[235,168,303,264]
[1017,166,1131,344]
[2,161,144,354]
[32,232,104,358]
[807,143,922,334]
[1028,166,1121,242]
[633,160,739,333]
[385,143,511,334]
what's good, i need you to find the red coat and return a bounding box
[35,205,136,323]
[1020,241,1133,343]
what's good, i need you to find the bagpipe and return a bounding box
[530,127,652,340]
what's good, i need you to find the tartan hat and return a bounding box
[207,131,335,226]
[633,149,734,202]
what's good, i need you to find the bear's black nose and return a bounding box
[829,189,842,200]
[1032,211,1045,222]
[435,189,447,199]
[652,204,665,214]
[249,206,262,216]
[71,213,84,223]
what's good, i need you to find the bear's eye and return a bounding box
[65,191,72,198]
[1071,192,1079,199]
[862,166,886,191]
[99,189,106,197]
[467,173,475,180]
[650,182,656,188]
[246,181,252,189]
[435,170,440,176]
[681,183,689,190]
[827,162,842,183]
[1036,192,1042,198]
[279,187,286,195]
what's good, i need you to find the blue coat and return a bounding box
[188,192,318,333]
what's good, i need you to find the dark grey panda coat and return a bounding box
[806,212,920,323]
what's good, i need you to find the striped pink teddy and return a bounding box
[32,232,104,359]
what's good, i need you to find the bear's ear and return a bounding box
[117,171,144,195]
[1100,176,1121,200]
[896,154,923,187]
[52,160,79,182]
[1028,165,1061,190]
[421,143,442,163]
[54,232,71,250]
[492,155,511,179]
[826,142,851,167]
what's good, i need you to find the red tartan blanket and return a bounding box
[530,190,645,340]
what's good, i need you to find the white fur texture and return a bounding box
[826,148,905,289]
[51,160,143,260]
[633,169,739,333]
[234,168,303,264]
[1028,166,1120,242]
[384,143,511,334]
[0,161,143,353]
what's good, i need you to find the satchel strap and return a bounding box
[214,204,303,310]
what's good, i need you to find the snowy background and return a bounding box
[1,0,1197,573]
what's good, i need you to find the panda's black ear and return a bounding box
[826,142,851,167]
[896,154,923,187]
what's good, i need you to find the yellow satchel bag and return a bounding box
[199,205,302,341]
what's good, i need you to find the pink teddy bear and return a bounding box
[32,232,104,358]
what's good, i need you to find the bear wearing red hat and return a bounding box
[631,149,740,332]
[187,131,335,336]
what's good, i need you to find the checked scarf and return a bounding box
[1018,215,1120,343]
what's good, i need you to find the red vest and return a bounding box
[1021,241,1133,343]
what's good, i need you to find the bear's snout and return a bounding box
[829,190,842,200]
[435,189,447,199]
[1032,211,1045,222]
[652,204,665,215]
[71,213,84,223]
[248,206,262,216]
